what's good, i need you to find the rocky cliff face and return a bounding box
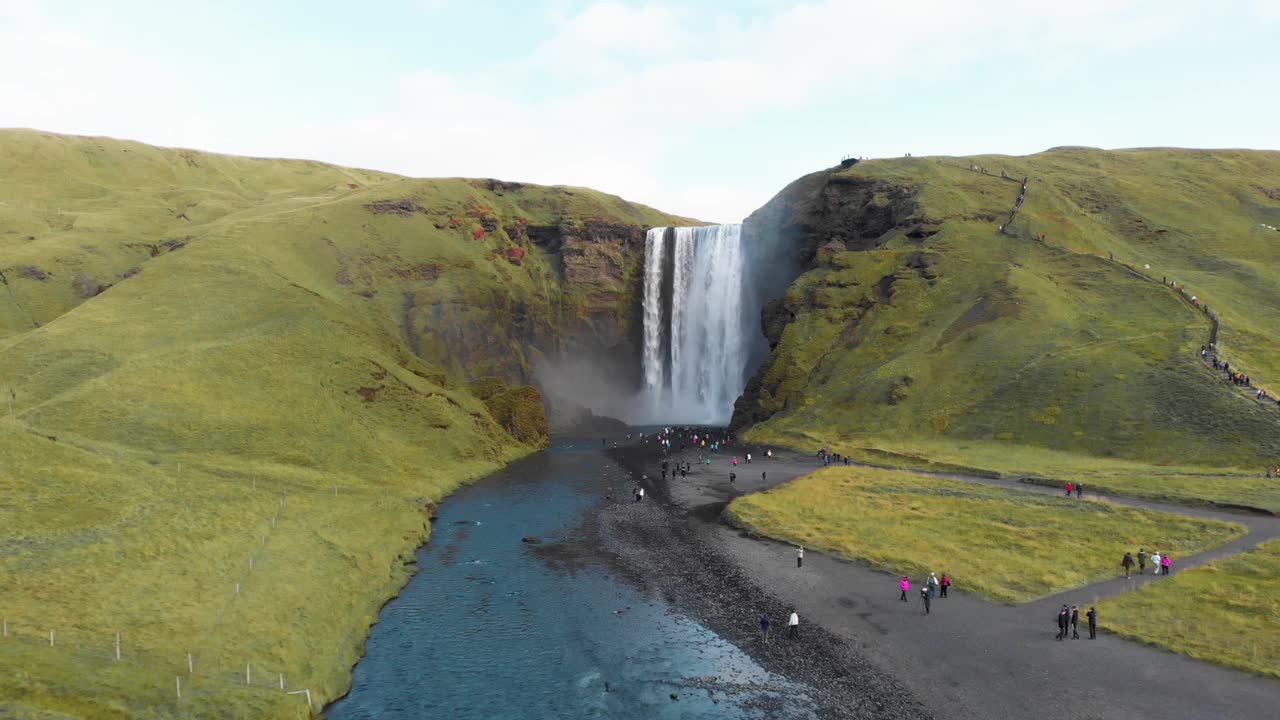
[730,167,921,431]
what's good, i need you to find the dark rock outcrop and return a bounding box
[731,167,920,431]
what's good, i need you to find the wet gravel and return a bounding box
[577,445,930,720]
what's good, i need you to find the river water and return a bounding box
[326,439,815,719]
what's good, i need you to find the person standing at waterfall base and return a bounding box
[788,611,800,640]
[797,546,804,568]
[746,453,752,464]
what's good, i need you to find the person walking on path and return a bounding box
[732,456,738,467]
[762,471,767,483]
[1075,483,1083,498]
[1151,551,1162,575]
[746,453,752,464]
[1138,548,1147,574]
[1086,606,1097,639]
[729,471,736,486]
[1070,606,1080,639]
[1065,481,1073,497]
[927,572,939,599]
[760,612,770,643]
[921,587,931,615]
[1161,554,1172,575]
[899,576,910,601]
[1056,605,1070,640]
[637,487,645,502]
[767,449,773,460]
[1121,551,1135,578]
[939,573,951,598]
[796,546,804,568]
[788,611,800,640]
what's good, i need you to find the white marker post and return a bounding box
[246,663,251,685]
[188,653,194,673]
[176,676,182,699]
[49,630,54,647]
[115,632,121,661]
[287,689,312,708]
[279,672,284,690]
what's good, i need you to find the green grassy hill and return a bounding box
[736,148,1280,503]
[0,129,693,718]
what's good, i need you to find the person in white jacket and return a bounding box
[1151,551,1161,575]
[788,611,800,640]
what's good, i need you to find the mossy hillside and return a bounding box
[739,149,1280,483]
[0,130,694,717]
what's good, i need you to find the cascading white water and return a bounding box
[641,227,667,391]
[640,224,747,424]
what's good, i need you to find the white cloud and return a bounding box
[0,1,1273,220]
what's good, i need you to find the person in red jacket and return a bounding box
[1065,482,1074,496]
[939,573,951,598]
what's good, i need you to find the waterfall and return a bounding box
[641,227,667,391]
[640,224,747,424]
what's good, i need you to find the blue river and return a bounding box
[327,439,815,719]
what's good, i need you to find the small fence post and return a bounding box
[249,557,253,573]
[49,630,54,647]
[2,620,7,637]
[176,676,182,699]
[115,632,121,661]
[246,663,251,685]
[279,672,284,690]
[235,582,240,595]
[188,653,194,673]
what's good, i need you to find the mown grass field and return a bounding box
[746,429,1280,514]
[0,130,692,718]
[726,467,1244,603]
[1097,539,1280,678]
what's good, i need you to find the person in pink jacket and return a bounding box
[899,576,910,601]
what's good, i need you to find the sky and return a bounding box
[2,0,1277,222]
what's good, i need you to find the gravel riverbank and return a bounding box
[579,443,929,720]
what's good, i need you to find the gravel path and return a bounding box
[599,441,1280,720]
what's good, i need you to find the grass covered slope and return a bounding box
[0,130,693,718]
[1098,539,1280,678]
[726,466,1245,603]
[738,148,1280,490]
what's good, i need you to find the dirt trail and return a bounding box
[628,443,1279,720]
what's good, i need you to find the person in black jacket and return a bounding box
[1056,605,1069,640]
[1070,605,1080,639]
[1086,606,1098,639]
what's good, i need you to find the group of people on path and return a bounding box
[817,448,850,467]
[897,572,950,614]
[1063,481,1084,498]
[1055,604,1097,640]
[1120,548,1173,578]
